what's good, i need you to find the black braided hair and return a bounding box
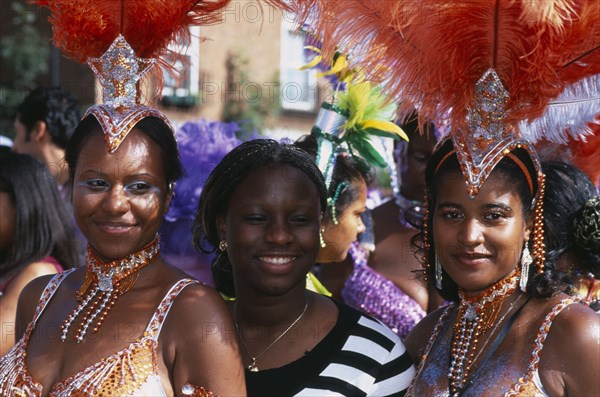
[543,161,600,280]
[192,139,327,297]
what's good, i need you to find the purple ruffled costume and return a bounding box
[342,242,426,339]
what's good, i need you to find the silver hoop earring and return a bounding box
[520,244,533,292]
[219,240,228,252]
[435,255,443,290]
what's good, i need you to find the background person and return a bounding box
[12,86,80,196]
[0,152,79,355]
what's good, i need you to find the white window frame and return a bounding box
[279,19,318,112]
[162,26,200,98]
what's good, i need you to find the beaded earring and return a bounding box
[519,243,533,292]
[319,228,327,248]
[435,255,443,290]
[421,191,432,283]
[218,240,228,252]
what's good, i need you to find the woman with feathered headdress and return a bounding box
[0,2,247,396]
[288,0,600,395]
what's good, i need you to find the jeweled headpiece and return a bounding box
[85,35,172,152]
[33,0,231,152]
[288,0,600,284]
[290,1,599,189]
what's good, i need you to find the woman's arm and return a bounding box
[163,284,246,396]
[0,262,58,355]
[541,303,600,397]
[404,306,447,365]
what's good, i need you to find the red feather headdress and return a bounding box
[32,0,231,152]
[287,0,600,290]
[290,0,600,138]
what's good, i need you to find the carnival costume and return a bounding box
[288,0,600,396]
[0,1,230,396]
[342,241,426,339]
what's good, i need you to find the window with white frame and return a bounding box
[162,26,200,105]
[280,20,318,112]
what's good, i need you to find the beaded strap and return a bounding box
[405,303,454,397]
[504,298,575,396]
[31,269,76,325]
[144,279,199,341]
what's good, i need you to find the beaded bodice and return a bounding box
[406,298,575,396]
[0,270,198,397]
[342,242,426,338]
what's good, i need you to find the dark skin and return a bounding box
[319,132,444,312]
[404,169,600,396]
[405,291,600,396]
[217,165,338,371]
[14,129,245,396]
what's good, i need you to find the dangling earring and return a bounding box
[219,240,228,252]
[319,228,326,248]
[520,243,532,292]
[435,255,443,290]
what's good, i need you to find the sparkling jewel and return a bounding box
[448,268,520,396]
[61,237,160,343]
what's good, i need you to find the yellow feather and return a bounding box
[299,55,323,70]
[361,120,409,141]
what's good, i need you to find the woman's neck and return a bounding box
[233,289,311,328]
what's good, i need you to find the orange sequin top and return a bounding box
[0,270,198,396]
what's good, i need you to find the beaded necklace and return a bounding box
[395,192,424,230]
[448,268,520,396]
[61,237,160,343]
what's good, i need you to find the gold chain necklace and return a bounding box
[448,268,520,396]
[61,237,160,343]
[234,299,309,372]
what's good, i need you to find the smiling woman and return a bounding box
[404,138,600,397]
[0,113,246,397]
[193,139,415,396]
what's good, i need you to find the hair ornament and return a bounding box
[302,33,408,189]
[573,195,600,251]
[32,0,231,152]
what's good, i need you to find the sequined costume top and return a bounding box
[407,298,575,396]
[342,242,426,338]
[0,270,198,397]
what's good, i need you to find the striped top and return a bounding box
[246,299,415,396]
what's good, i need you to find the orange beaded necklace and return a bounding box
[448,267,521,396]
[61,237,160,343]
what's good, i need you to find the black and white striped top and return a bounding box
[246,299,415,396]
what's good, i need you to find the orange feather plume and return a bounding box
[32,0,231,62]
[289,0,600,140]
[31,0,231,101]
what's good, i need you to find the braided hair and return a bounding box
[192,139,327,297]
[294,134,373,225]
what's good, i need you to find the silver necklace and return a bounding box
[234,299,309,372]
